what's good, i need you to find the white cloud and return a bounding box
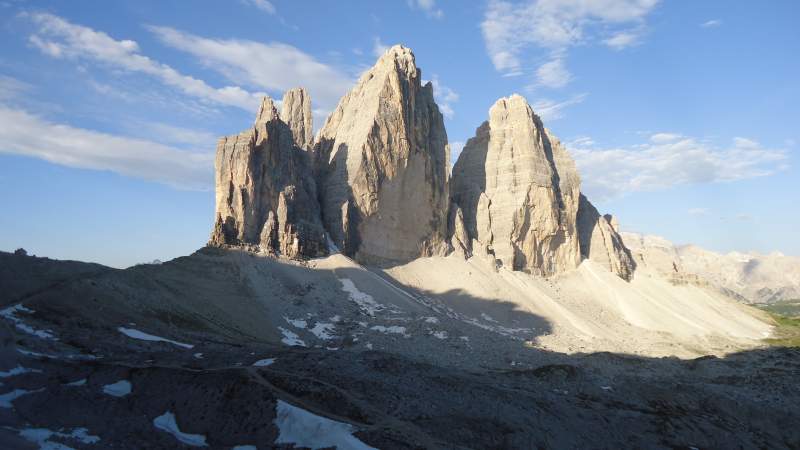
[0,105,212,189]
[241,0,276,14]
[426,75,459,119]
[531,93,587,121]
[649,132,682,143]
[0,75,31,100]
[25,13,264,111]
[603,29,642,49]
[408,0,444,18]
[148,26,353,112]
[481,0,659,79]
[535,57,572,88]
[688,207,709,216]
[135,123,218,149]
[567,136,595,147]
[569,135,789,200]
[372,37,389,58]
[701,19,722,28]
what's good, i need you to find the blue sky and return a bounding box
[0,0,797,267]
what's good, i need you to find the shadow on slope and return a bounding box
[1,249,799,449]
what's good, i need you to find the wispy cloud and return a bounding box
[481,0,659,85]
[0,75,31,100]
[408,0,444,19]
[570,135,789,200]
[701,19,722,28]
[0,105,212,189]
[688,207,709,216]
[603,29,644,50]
[535,57,572,88]
[426,75,459,119]
[148,26,353,112]
[531,93,587,121]
[649,132,682,143]
[25,13,264,111]
[372,36,389,58]
[241,0,276,15]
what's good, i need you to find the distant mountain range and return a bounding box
[622,232,800,303]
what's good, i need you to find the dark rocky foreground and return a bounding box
[1,250,799,449]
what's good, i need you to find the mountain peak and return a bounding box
[254,96,279,126]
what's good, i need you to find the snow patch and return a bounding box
[423,316,439,324]
[118,327,193,349]
[274,400,376,450]
[103,380,132,397]
[253,358,276,367]
[338,278,385,316]
[431,330,448,339]
[278,327,306,347]
[153,411,207,447]
[0,365,42,378]
[310,322,336,340]
[0,388,44,408]
[0,304,57,340]
[285,317,308,329]
[193,352,204,359]
[66,378,87,387]
[370,325,409,337]
[18,427,100,448]
[232,446,257,450]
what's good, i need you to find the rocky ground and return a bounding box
[1,249,799,449]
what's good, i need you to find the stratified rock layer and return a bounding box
[314,45,450,264]
[576,194,636,281]
[280,87,314,150]
[450,95,581,276]
[209,96,327,259]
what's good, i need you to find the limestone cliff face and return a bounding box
[576,194,636,281]
[209,96,327,259]
[314,45,450,264]
[450,95,581,276]
[280,88,313,150]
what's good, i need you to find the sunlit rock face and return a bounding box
[450,94,581,276]
[576,194,636,281]
[210,96,327,259]
[314,45,450,264]
[280,87,314,151]
[451,94,634,280]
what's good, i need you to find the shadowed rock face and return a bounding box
[314,45,450,264]
[450,95,582,276]
[209,96,327,259]
[577,194,636,281]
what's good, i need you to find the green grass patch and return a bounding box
[756,299,800,318]
[762,312,800,347]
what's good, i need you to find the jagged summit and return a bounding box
[207,46,634,280]
[314,42,450,264]
[209,91,327,259]
[254,96,279,126]
[450,94,582,276]
[450,94,635,279]
[279,87,313,150]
